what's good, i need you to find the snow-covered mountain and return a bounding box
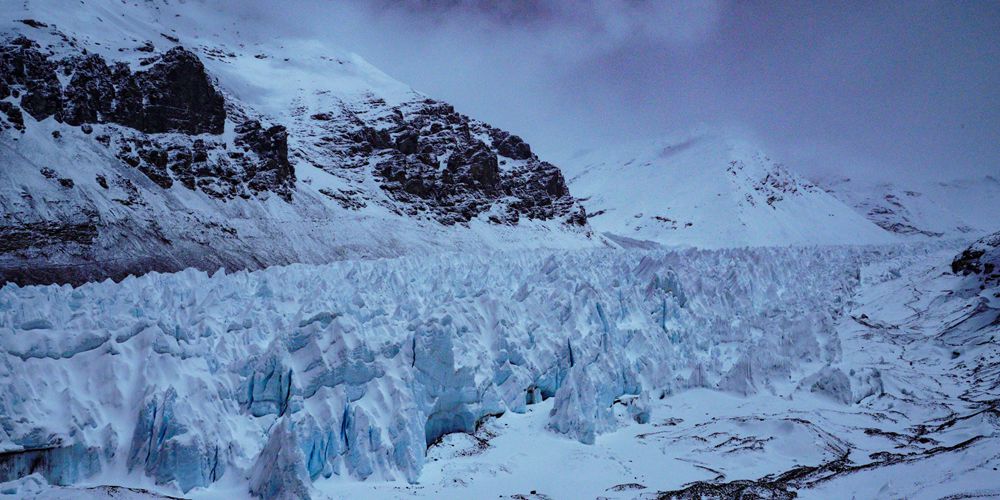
[0,0,590,286]
[2,2,998,499]
[819,175,1000,239]
[561,133,897,248]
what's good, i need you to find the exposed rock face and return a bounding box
[235,120,295,200]
[303,97,584,226]
[0,36,291,201]
[865,194,945,237]
[0,35,298,283]
[0,100,25,131]
[492,132,532,160]
[112,47,225,134]
[1,39,223,133]
[0,34,584,224]
[952,231,1000,289]
[0,37,62,120]
[0,220,98,253]
[61,53,115,126]
[0,27,588,287]
[726,155,819,208]
[103,118,296,200]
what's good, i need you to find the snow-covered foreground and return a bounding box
[335,243,1000,499]
[2,240,998,499]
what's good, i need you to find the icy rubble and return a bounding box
[0,245,946,495]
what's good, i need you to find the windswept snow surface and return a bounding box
[561,134,897,248]
[819,175,1000,239]
[5,240,998,499]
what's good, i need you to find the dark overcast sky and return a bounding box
[221,0,1000,182]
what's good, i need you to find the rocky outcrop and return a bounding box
[102,120,296,200]
[60,53,115,126]
[235,120,295,200]
[0,219,98,253]
[1,39,223,134]
[310,98,586,226]
[2,34,580,227]
[952,231,1000,288]
[0,37,62,121]
[1,34,584,224]
[726,154,820,209]
[0,27,588,287]
[0,100,24,131]
[111,47,224,135]
[0,36,293,202]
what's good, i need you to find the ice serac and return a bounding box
[414,317,486,447]
[798,366,853,404]
[547,355,644,445]
[0,1,591,287]
[249,417,311,500]
[126,387,225,493]
[0,443,102,487]
[1,244,944,495]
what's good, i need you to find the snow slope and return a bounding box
[0,0,591,286]
[819,175,1000,239]
[561,133,897,248]
[0,243,948,498]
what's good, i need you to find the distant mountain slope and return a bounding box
[818,175,1000,239]
[0,1,590,286]
[561,134,896,248]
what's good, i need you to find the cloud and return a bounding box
[193,0,999,183]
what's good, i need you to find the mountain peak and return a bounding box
[563,133,894,248]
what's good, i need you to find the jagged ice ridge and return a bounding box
[0,244,950,496]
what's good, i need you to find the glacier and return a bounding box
[0,1,996,498]
[0,242,963,497]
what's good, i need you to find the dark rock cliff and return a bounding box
[0,30,587,286]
